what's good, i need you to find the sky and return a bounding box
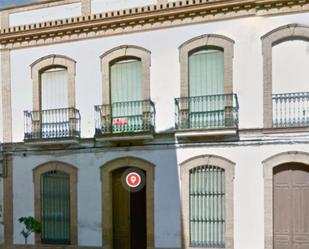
[0,0,45,8]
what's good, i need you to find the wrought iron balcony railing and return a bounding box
[175,93,239,130]
[95,100,155,135]
[24,108,81,140]
[272,92,309,128]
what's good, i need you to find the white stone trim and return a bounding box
[1,49,12,142]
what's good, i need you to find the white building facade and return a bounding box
[0,1,309,249]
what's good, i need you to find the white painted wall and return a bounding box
[10,12,309,141]
[6,6,309,249]
[273,40,309,94]
[9,3,81,27]
[91,0,157,14]
[12,148,181,247]
[11,141,309,248]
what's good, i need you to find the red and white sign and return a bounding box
[112,118,128,126]
[126,172,141,188]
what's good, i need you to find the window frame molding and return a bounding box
[180,155,235,249]
[30,54,76,111]
[261,24,309,128]
[32,161,78,245]
[262,151,309,249]
[178,34,235,98]
[100,45,151,105]
[100,156,155,249]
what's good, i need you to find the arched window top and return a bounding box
[100,45,150,61]
[100,45,151,104]
[261,23,309,47]
[41,66,67,73]
[42,169,70,177]
[179,34,234,55]
[261,24,309,128]
[30,54,76,111]
[189,46,224,56]
[179,34,234,97]
[33,161,78,182]
[31,54,76,76]
[180,154,235,173]
[110,57,141,66]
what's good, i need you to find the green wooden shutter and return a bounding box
[189,165,225,247]
[110,59,143,132]
[41,171,70,244]
[189,49,225,128]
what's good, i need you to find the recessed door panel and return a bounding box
[274,164,309,249]
[113,169,130,249]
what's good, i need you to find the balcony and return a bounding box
[272,92,309,128]
[95,100,155,142]
[24,108,81,144]
[175,93,239,138]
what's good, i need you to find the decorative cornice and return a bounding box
[0,0,308,49]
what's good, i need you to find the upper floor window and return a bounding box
[110,58,143,103]
[25,55,80,140]
[30,54,76,111]
[40,67,69,110]
[175,35,238,131]
[96,45,155,136]
[262,24,309,129]
[189,47,224,97]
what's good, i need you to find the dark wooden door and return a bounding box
[113,168,130,249]
[130,171,147,249]
[274,163,309,249]
[112,168,147,249]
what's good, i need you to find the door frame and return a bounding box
[263,151,309,249]
[100,157,155,249]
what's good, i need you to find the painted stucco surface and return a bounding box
[91,0,157,14]
[9,12,309,141]
[4,2,309,249]
[10,142,309,249]
[9,3,81,26]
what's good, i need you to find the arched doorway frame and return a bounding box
[262,151,309,249]
[100,157,155,249]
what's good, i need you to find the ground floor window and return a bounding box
[180,155,234,249]
[41,170,71,244]
[189,165,225,247]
